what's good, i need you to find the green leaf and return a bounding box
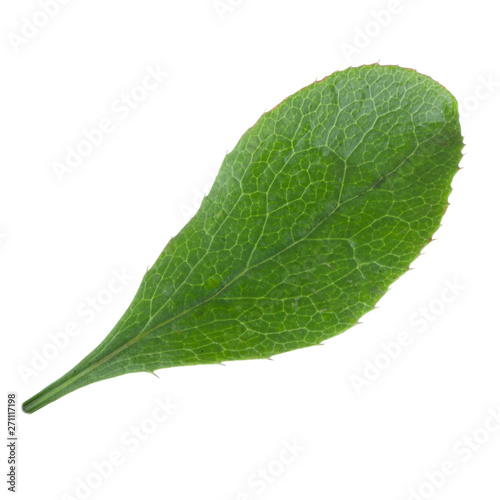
[23,64,463,413]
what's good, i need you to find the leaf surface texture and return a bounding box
[23,65,464,413]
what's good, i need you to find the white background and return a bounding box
[1,1,499,499]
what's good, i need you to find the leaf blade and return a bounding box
[23,64,463,413]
